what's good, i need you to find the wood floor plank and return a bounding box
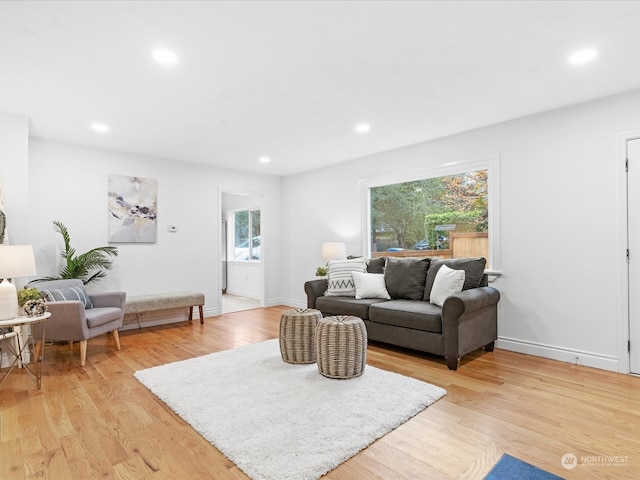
[1,305,639,479]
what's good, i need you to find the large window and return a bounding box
[233,209,261,261]
[363,159,499,269]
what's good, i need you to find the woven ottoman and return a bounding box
[315,315,367,379]
[279,308,322,364]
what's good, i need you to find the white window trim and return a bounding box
[360,156,501,272]
[229,207,261,263]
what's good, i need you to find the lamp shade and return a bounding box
[0,245,37,279]
[321,242,347,261]
[0,245,37,320]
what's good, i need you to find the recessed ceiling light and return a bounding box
[355,123,371,133]
[152,49,178,65]
[568,48,598,65]
[91,123,110,133]
[259,156,271,164]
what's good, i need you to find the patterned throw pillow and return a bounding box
[324,257,368,297]
[41,285,94,309]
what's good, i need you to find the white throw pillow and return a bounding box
[352,272,391,300]
[324,257,368,297]
[429,264,465,307]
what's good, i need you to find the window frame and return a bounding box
[360,156,501,272]
[229,208,261,263]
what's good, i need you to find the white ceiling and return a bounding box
[2,1,640,176]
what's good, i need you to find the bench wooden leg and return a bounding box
[199,305,204,324]
[189,306,194,321]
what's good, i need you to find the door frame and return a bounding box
[618,131,640,374]
[218,188,266,313]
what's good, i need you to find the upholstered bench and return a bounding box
[124,292,205,327]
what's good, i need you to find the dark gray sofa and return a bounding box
[304,256,500,370]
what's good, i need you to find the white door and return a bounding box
[628,137,640,373]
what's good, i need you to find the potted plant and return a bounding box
[34,220,118,285]
[18,287,46,317]
[315,266,328,277]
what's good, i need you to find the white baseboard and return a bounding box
[267,298,305,309]
[497,336,622,372]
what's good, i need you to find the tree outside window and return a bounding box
[370,170,488,259]
[233,209,261,261]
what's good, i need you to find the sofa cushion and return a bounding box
[384,257,431,300]
[424,257,486,301]
[316,296,387,320]
[347,255,386,274]
[429,264,465,307]
[369,300,442,333]
[352,272,390,300]
[324,257,368,297]
[41,285,94,309]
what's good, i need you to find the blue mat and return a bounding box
[484,454,565,480]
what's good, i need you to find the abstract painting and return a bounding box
[108,174,157,243]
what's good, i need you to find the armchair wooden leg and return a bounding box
[112,329,121,351]
[79,340,87,367]
[69,340,73,350]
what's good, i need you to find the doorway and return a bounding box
[220,191,264,314]
[627,136,640,373]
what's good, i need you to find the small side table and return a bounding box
[0,312,50,389]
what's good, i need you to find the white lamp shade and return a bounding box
[322,242,347,261]
[0,245,37,320]
[0,245,37,279]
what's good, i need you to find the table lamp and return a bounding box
[0,245,37,320]
[321,242,347,262]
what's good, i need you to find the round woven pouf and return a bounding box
[279,308,323,364]
[315,315,367,379]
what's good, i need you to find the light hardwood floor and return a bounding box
[1,306,639,480]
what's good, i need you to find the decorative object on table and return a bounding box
[34,220,118,285]
[135,339,446,480]
[108,174,157,243]
[0,245,37,320]
[315,315,367,379]
[22,299,47,317]
[279,308,322,364]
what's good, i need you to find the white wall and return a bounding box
[27,138,283,317]
[0,111,30,247]
[281,89,640,373]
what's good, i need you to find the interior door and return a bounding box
[628,137,640,373]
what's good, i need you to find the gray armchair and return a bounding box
[29,279,126,366]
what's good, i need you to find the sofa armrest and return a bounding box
[441,286,500,369]
[304,279,328,309]
[35,301,90,341]
[442,286,500,318]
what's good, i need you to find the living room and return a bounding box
[1,1,640,479]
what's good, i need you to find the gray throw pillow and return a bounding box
[41,285,94,309]
[346,255,386,274]
[424,257,486,301]
[384,257,431,300]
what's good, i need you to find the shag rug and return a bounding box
[135,339,446,480]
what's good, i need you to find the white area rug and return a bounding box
[135,339,446,480]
